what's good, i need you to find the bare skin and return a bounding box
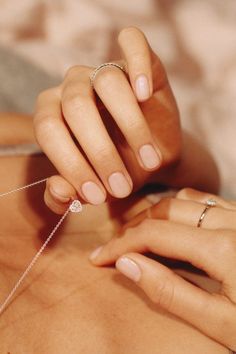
[0,112,34,145]
[0,118,227,354]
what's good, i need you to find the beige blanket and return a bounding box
[0,0,235,198]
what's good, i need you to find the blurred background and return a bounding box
[0,0,235,197]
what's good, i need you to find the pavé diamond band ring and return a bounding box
[90,62,126,88]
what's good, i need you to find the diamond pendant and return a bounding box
[69,200,83,213]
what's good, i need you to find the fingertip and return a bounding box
[117,26,142,44]
[117,27,153,102]
[44,188,70,215]
[115,254,142,282]
[44,175,77,214]
[81,181,107,205]
[138,143,162,171]
[49,187,71,203]
[47,175,77,202]
[89,245,104,265]
[135,74,152,102]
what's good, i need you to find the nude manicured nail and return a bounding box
[82,181,106,205]
[108,172,131,198]
[49,188,71,203]
[116,257,141,282]
[139,144,161,169]
[135,74,150,101]
[89,246,103,261]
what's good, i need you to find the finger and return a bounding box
[90,220,236,285]
[44,175,77,214]
[118,27,181,170]
[62,66,133,198]
[115,253,236,350]
[118,27,153,101]
[122,197,236,231]
[92,65,162,171]
[34,87,107,205]
[120,204,153,232]
[176,188,236,210]
[150,197,236,230]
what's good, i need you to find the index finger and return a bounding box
[89,220,236,292]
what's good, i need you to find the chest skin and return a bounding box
[0,155,228,354]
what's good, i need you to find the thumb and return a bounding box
[115,253,236,350]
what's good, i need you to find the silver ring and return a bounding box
[197,199,217,228]
[90,62,126,88]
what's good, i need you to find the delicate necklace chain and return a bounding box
[0,178,48,198]
[0,179,82,315]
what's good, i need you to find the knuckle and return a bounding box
[149,275,175,311]
[34,114,57,144]
[65,65,80,78]
[62,94,90,117]
[35,87,57,106]
[65,65,89,80]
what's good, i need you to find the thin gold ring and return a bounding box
[90,62,126,88]
[197,199,217,228]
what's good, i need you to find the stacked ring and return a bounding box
[90,62,126,88]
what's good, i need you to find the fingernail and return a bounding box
[49,187,71,203]
[81,181,106,205]
[139,144,161,169]
[116,257,141,282]
[89,246,103,261]
[108,172,131,198]
[135,74,150,101]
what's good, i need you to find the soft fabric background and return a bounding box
[0,0,235,198]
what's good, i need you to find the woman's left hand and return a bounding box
[89,188,236,351]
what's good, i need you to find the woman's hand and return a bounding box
[89,188,236,351]
[34,27,182,214]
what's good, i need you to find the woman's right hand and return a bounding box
[34,27,182,214]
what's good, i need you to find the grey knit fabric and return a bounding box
[0,46,59,155]
[0,46,60,114]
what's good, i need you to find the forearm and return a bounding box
[0,112,35,145]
